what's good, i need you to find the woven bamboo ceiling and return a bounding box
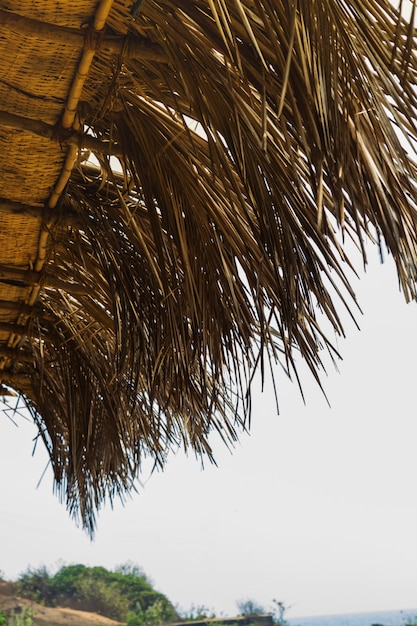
[1,0,417,531]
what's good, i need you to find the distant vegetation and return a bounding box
[14,563,178,625]
[0,564,284,626]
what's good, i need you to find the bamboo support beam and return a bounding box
[0,197,46,218]
[0,110,123,157]
[0,197,80,225]
[0,9,84,44]
[0,9,167,63]
[0,266,90,295]
[0,300,51,318]
[0,265,40,286]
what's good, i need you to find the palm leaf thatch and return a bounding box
[1,0,417,531]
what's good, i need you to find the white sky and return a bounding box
[1,247,417,620]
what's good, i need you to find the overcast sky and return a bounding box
[1,246,417,620]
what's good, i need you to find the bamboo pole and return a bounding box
[48,145,78,211]
[61,0,115,130]
[2,2,116,355]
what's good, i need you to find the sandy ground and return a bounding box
[0,581,121,626]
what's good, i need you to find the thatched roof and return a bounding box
[1,0,417,531]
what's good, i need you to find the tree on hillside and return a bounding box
[17,564,178,623]
[2,1,417,529]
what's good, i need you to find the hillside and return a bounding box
[0,581,121,626]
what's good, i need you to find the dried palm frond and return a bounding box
[2,0,417,531]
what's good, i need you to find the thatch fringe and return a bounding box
[2,0,417,530]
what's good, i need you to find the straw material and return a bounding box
[1,0,417,532]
